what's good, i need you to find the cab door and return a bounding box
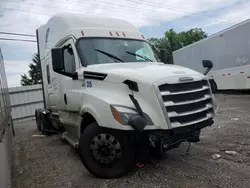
[51,38,81,112]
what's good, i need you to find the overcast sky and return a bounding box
[1,0,250,87]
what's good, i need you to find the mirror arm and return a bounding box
[72,72,78,80]
[203,68,211,75]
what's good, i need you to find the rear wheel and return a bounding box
[39,111,52,135]
[78,122,135,179]
[40,116,47,135]
[35,109,42,131]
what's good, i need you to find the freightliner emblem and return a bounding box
[179,77,194,82]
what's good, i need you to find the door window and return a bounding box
[63,45,76,73]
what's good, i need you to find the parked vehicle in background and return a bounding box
[173,19,250,92]
[0,49,14,188]
[35,13,216,178]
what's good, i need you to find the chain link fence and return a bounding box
[0,49,14,188]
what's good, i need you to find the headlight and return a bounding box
[110,105,153,125]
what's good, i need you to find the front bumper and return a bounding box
[147,118,214,152]
[172,118,214,135]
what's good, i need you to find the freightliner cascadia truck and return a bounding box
[35,13,217,178]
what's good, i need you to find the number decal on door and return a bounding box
[86,81,92,88]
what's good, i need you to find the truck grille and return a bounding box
[158,80,214,128]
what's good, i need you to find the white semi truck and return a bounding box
[35,13,216,178]
[173,19,250,92]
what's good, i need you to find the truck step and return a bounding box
[62,131,79,148]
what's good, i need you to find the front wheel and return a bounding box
[78,122,135,179]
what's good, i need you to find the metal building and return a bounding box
[0,48,14,188]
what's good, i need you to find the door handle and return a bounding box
[64,94,67,105]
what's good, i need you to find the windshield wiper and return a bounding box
[95,49,124,63]
[126,51,153,62]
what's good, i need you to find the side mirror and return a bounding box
[51,47,78,79]
[51,47,64,73]
[159,49,167,64]
[202,60,213,75]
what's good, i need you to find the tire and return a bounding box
[35,109,42,131]
[209,80,217,93]
[78,122,135,179]
[40,115,46,135]
[40,113,51,135]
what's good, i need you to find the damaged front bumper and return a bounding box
[148,118,214,152]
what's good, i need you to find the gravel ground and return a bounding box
[12,94,250,188]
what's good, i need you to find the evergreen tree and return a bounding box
[21,53,42,86]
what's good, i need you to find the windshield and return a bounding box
[76,38,157,65]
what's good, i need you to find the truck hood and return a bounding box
[84,62,205,84]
